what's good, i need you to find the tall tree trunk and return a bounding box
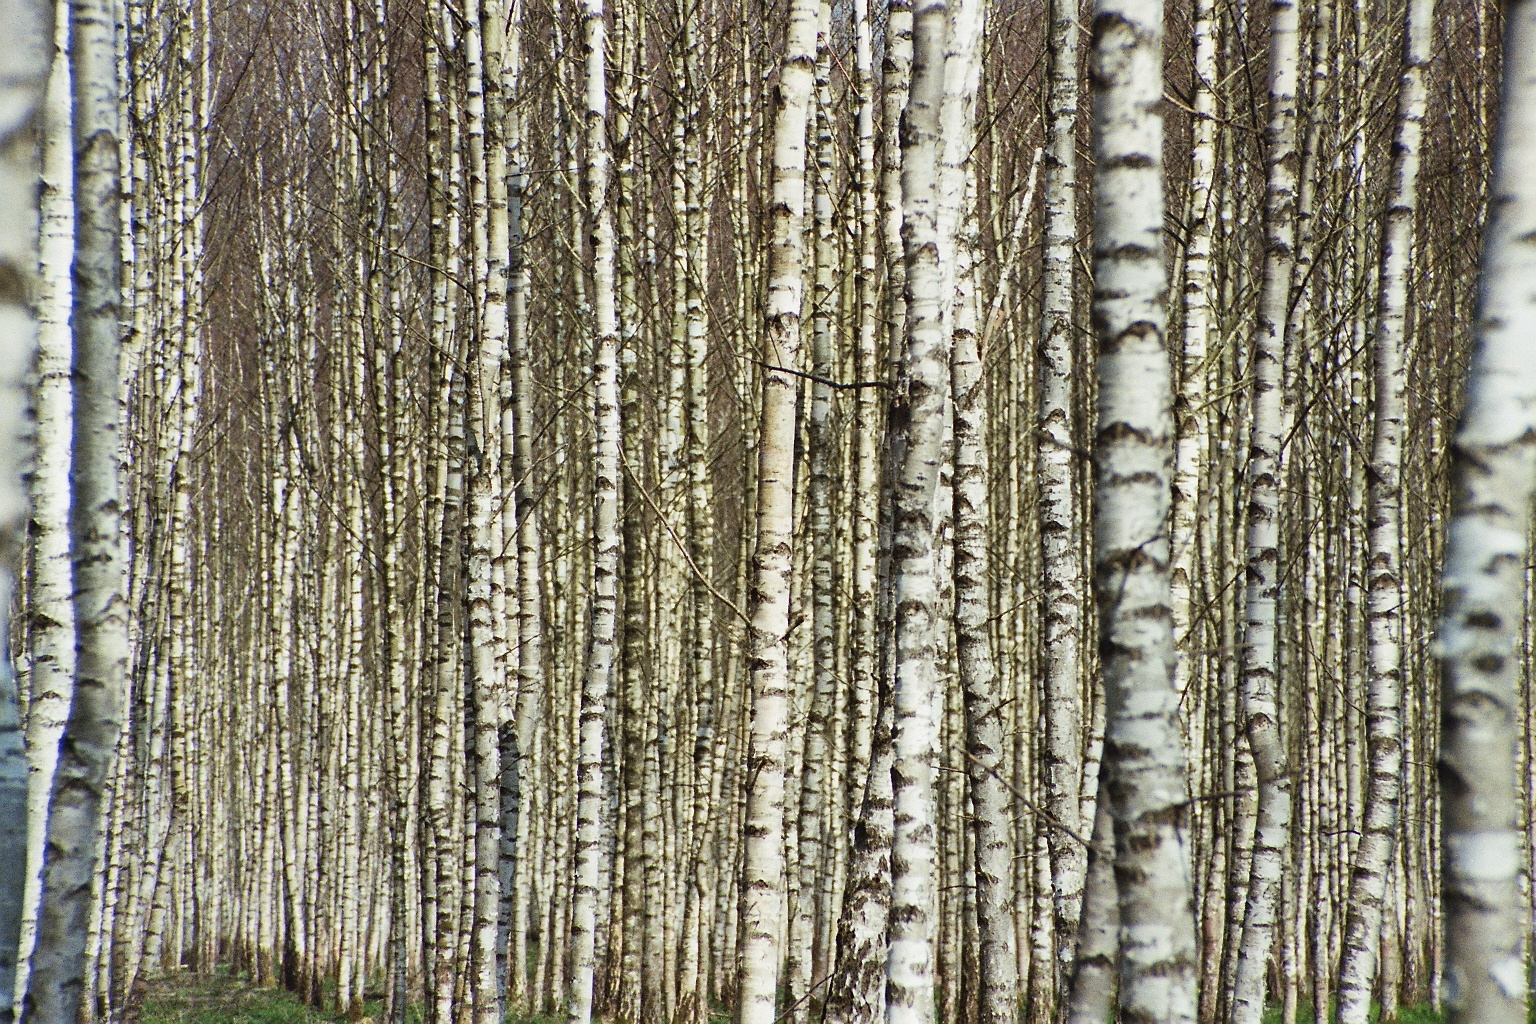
[18,0,77,1000]
[464,4,507,1019]
[952,209,1018,1024]
[1435,5,1536,1024]
[820,0,909,1015]
[1334,1,1433,1021]
[27,0,127,1015]
[1062,776,1117,1024]
[1087,1,1197,1022]
[1170,0,1214,702]
[1230,1,1300,1019]
[567,0,623,1013]
[1039,0,1087,989]
[0,1,52,1018]
[735,0,818,1019]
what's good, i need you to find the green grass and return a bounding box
[1260,1000,1449,1024]
[141,973,721,1024]
[142,973,340,1024]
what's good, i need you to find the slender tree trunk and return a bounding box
[27,0,127,1014]
[790,9,837,1012]
[1088,1,1197,1022]
[1171,0,1214,701]
[1062,777,1116,1024]
[0,3,52,1019]
[820,0,909,1015]
[1435,6,1536,1024]
[464,5,506,1020]
[1230,2,1300,1020]
[1039,0,1087,988]
[1334,2,1432,1021]
[18,1,78,1000]
[735,0,818,1018]
[567,0,623,1013]
[952,211,1018,1024]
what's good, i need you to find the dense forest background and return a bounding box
[0,0,1530,1023]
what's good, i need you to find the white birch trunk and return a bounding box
[0,0,50,1017]
[1230,2,1300,1019]
[567,0,622,1012]
[790,8,836,1013]
[27,0,127,1015]
[1039,0,1087,981]
[1435,5,1536,1022]
[1170,0,1214,701]
[1334,2,1432,1021]
[17,0,77,1002]
[465,7,505,1021]
[736,0,818,1018]
[952,213,1017,1024]
[884,0,954,1017]
[1062,778,1117,1024]
[1088,1,1197,1021]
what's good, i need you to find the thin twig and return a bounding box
[757,360,891,391]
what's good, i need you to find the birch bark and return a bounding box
[952,208,1018,1024]
[735,0,818,1019]
[790,8,836,1012]
[567,0,623,1011]
[884,0,953,1018]
[1334,2,1432,1021]
[464,5,506,1018]
[1039,0,1087,981]
[27,0,127,1015]
[1435,5,1536,1022]
[1062,778,1117,1024]
[18,1,77,1001]
[1170,0,1214,700]
[819,2,909,1014]
[0,0,50,1017]
[1088,1,1198,1021]
[1230,3,1301,1019]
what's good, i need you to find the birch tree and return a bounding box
[1038,0,1087,980]
[1334,2,1433,1021]
[27,0,128,1015]
[1230,2,1301,1019]
[736,0,819,1020]
[1088,1,1198,1022]
[883,0,949,1015]
[567,0,623,1012]
[0,0,51,1016]
[17,0,76,1001]
[1435,4,1536,1022]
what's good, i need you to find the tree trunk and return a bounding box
[1334,2,1433,1021]
[1230,1,1300,1020]
[1087,1,1198,1022]
[18,1,77,1000]
[1435,6,1536,1024]
[883,0,956,1017]
[0,4,52,1020]
[735,0,818,1019]
[567,0,623,1012]
[27,0,128,1015]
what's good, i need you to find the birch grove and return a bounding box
[0,1,1533,1024]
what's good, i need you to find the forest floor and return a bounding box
[140,971,1447,1024]
[141,972,559,1024]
